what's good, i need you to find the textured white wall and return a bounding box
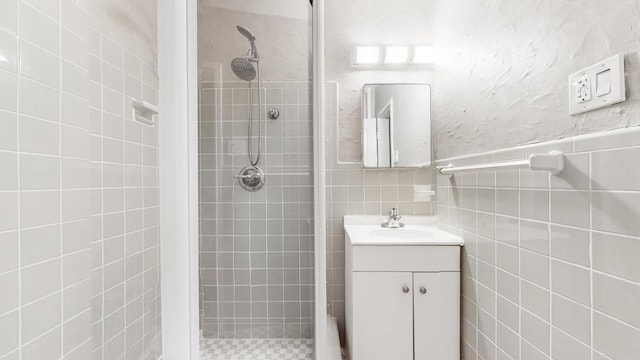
[327,0,640,161]
[431,0,640,159]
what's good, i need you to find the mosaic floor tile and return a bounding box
[200,338,314,360]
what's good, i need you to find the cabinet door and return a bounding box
[352,272,414,360]
[413,272,461,360]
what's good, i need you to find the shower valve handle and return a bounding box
[234,174,260,180]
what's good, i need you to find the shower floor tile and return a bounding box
[200,338,314,360]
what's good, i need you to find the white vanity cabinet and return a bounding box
[413,272,461,359]
[351,272,414,360]
[344,216,464,360]
[350,271,460,360]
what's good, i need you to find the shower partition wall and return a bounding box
[197,0,315,351]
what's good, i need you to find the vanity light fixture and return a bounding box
[353,45,436,66]
[384,46,409,64]
[354,46,381,65]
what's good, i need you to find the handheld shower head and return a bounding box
[236,25,259,60]
[236,25,256,41]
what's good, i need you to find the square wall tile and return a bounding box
[438,127,640,360]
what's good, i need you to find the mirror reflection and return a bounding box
[362,84,431,168]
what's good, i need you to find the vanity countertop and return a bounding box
[343,215,464,246]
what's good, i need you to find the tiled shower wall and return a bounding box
[437,127,640,360]
[0,0,161,359]
[88,25,161,360]
[323,83,437,339]
[199,81,315,339]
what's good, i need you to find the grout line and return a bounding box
[63,336,91,358]
[520,337,551,359]
[546,166,554,359]
[57,5,64,354]
[16,323,61,352]
[98,31,107,360]
[589,150,595,360]
[119,41,128,351]
[16,3,22,359]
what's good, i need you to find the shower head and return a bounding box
[236,25,256,41]
[236,25,259,60]
[231,57,257,81]
[232,25,259,81]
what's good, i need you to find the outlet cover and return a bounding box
[569,53,625,115]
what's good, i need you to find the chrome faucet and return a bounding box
[382,207,404,228]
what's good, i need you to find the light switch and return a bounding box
[596,69,611,97]
[569,53,625,115]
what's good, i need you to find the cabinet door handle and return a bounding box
[402,285,410,293]
[420,287,427,294]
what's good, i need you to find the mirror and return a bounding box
[362,84,431,168]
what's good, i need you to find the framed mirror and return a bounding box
[362,83,431,168]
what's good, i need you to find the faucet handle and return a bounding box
[382,207,403,228]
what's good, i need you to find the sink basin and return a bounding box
[344,215,464,246]
[370,228,434,238]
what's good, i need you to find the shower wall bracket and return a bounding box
[131,98,159,126]
[268,108,280,120]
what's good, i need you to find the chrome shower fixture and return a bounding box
[236,165,265,192]
[231,24,265,189]
[236,25,259,60]
[231,25,260,81]
[231,57,256,81]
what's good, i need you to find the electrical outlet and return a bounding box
[568,53,625,115]
[576,75,591,103]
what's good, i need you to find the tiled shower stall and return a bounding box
[199,81,315,339]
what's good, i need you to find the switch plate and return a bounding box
[596,69,611,96]
[569,53,625,115]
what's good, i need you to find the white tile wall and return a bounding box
[0,1,93,359]
[88,26,161,360]
[0,0,161,359]
[437,126,640,360]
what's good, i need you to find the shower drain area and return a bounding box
[200,338,313,360]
